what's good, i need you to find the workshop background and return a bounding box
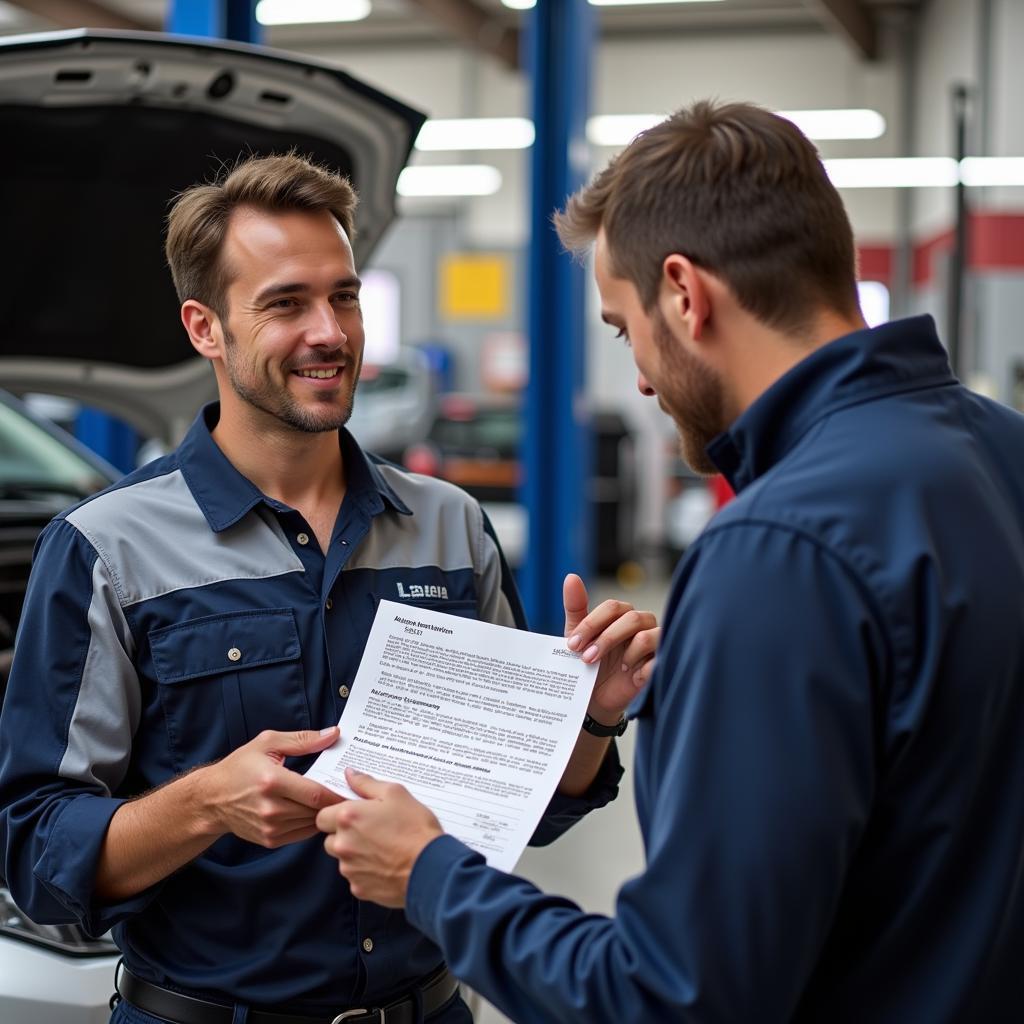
[1,1,1022,1022]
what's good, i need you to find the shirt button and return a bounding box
[296,532,310,546]
[338,684,350,699]
[362,937,374,953]
[341,539,349,546]
[325,597,334,611]
[227,647,242,662]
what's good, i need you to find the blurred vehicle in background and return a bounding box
[0,390,121,1022]
[0,391,119,700]
[404,393,526,565]
[403,395,636,573]
[347,349,437,462]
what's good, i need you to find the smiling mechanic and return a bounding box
[0,153,658,1024]
[316,102,1024,1022]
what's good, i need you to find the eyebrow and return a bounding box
[254,276,362,305]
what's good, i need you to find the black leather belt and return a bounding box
[116,963,460,1024]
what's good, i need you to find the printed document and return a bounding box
[307,599,598,871]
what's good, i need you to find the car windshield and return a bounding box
[0,400,110,501]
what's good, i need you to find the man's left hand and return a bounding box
[564,573,660,726]
[316,768,443,908]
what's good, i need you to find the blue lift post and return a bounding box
[74,409,139,475]
[167,0,262,42]
[520,1,595,633]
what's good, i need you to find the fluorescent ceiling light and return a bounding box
[828,156,1024,188]
[402,122,1024,190]
[413,110,888,153]
[500,0,535,8]
[589,109,886,147]
[960,157,1024,186]
[824,157,958,188]
[587,114,663,147]
[777,108,886,141]
[397,165,503,197]
[415,118,535,152]
[255,0,370,25]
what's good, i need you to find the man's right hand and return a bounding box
[196,727,344,848]
[96,726,344,902]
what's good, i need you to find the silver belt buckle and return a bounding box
[332,1009,384,1024]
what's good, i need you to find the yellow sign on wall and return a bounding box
[440,254,510,320]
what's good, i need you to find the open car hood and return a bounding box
[0,29,424,443]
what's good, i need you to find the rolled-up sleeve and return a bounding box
[0,517,155,935]
[406,523,888,1022]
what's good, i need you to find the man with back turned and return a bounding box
[317,101,1024,1022]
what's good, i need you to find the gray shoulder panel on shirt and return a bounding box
[65,469,304,608]
[362,466,518,627]
[348,466,481,573]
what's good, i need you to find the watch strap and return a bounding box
[581,712,628,737]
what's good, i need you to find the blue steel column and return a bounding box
[74,409,138,474]
[520,1,594,633]
[168,0,263,43]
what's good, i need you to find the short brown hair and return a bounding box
[555,100,859,334]
[165,152,358,316]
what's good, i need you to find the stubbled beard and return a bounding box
[652,311,726,476]
[222,327,359,434]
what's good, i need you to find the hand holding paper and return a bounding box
[562,573,660,722]
[317,768,443,908]
[312,590,659,903]
[308,600,599,873]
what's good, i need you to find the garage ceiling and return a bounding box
[2,0,926,65]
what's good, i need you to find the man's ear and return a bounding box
[181,300,223,361]
[661,254,710,342]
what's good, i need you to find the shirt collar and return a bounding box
[177,403,412,533]
[706,315,956,493]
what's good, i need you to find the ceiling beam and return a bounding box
[13,0,152,31]
[805,0,878,60]
[404,0,520,71]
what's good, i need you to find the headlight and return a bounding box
[0,887,117,957]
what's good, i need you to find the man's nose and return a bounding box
[637,372,657,397]
[306,301,346,347]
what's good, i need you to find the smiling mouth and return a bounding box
[294,367,341,379]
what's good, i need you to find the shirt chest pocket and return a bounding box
[149,609,310,770]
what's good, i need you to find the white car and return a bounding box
[347,350,438,462]
[0,28,422,1022]
[0,391,121,1022]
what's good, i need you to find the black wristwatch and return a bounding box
[581,712,628,738]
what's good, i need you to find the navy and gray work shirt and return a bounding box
[0,405,621,1011]
[405,316,1024,1023]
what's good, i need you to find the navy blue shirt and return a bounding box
[0,406,620,1011]
[405,316,1024,1023]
